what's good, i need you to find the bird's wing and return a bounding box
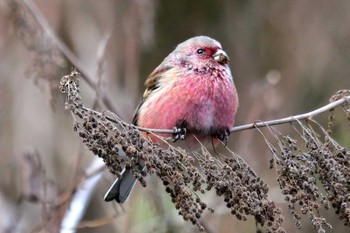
[132,65,173,125]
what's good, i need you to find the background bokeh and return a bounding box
[0,0,349,232]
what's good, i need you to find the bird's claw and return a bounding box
[173,126,187,142]
[215,128,230,145]
[172,120,188,142]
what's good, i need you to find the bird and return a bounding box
[104,36,239,203]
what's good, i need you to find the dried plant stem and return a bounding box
[231,95,350,132]
[21,0,122,117]
[60,158,105,233]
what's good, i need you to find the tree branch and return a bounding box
[230,95,350,132]
[21,0,123,118]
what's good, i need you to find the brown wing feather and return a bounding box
[132,65,173,125]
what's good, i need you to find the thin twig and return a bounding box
[21,0,123,118]
[60,158,105,233]
[231,95,350,132]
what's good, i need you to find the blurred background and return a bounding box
[0,0,349,232]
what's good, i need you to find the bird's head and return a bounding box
[173,36,230,68]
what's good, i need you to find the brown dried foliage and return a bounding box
[7,0,65,100]
[264,94,350,232]
[61,70,350,232]
[60,70,286,232]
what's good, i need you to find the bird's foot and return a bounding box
[173,120,188,142]
[214,128,230,146]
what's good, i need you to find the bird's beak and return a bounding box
[213,49,230,65]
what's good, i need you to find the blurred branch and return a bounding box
[60,158,105,233]
[21,0,123,117]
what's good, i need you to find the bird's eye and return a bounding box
[197,49,205,54]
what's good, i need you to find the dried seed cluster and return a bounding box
[269,120,350,231]
[66,103,210,230]
[329,89,350,120]
[60,70,285,232]
[60,69,81,102]
[196,150,285,232]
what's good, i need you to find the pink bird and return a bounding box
[104,36,239,203]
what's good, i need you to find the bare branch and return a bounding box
[231,95,350,132]
[60,159,105,233]
[21,0,123,117]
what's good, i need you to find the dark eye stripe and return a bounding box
[197,49,205,54]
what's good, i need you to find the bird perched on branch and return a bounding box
[104,36,239,203]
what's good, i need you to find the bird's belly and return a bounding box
[199,100,215,130]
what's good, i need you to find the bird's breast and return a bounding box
[137,67,238,137]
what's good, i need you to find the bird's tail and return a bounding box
[104,169,138,203]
